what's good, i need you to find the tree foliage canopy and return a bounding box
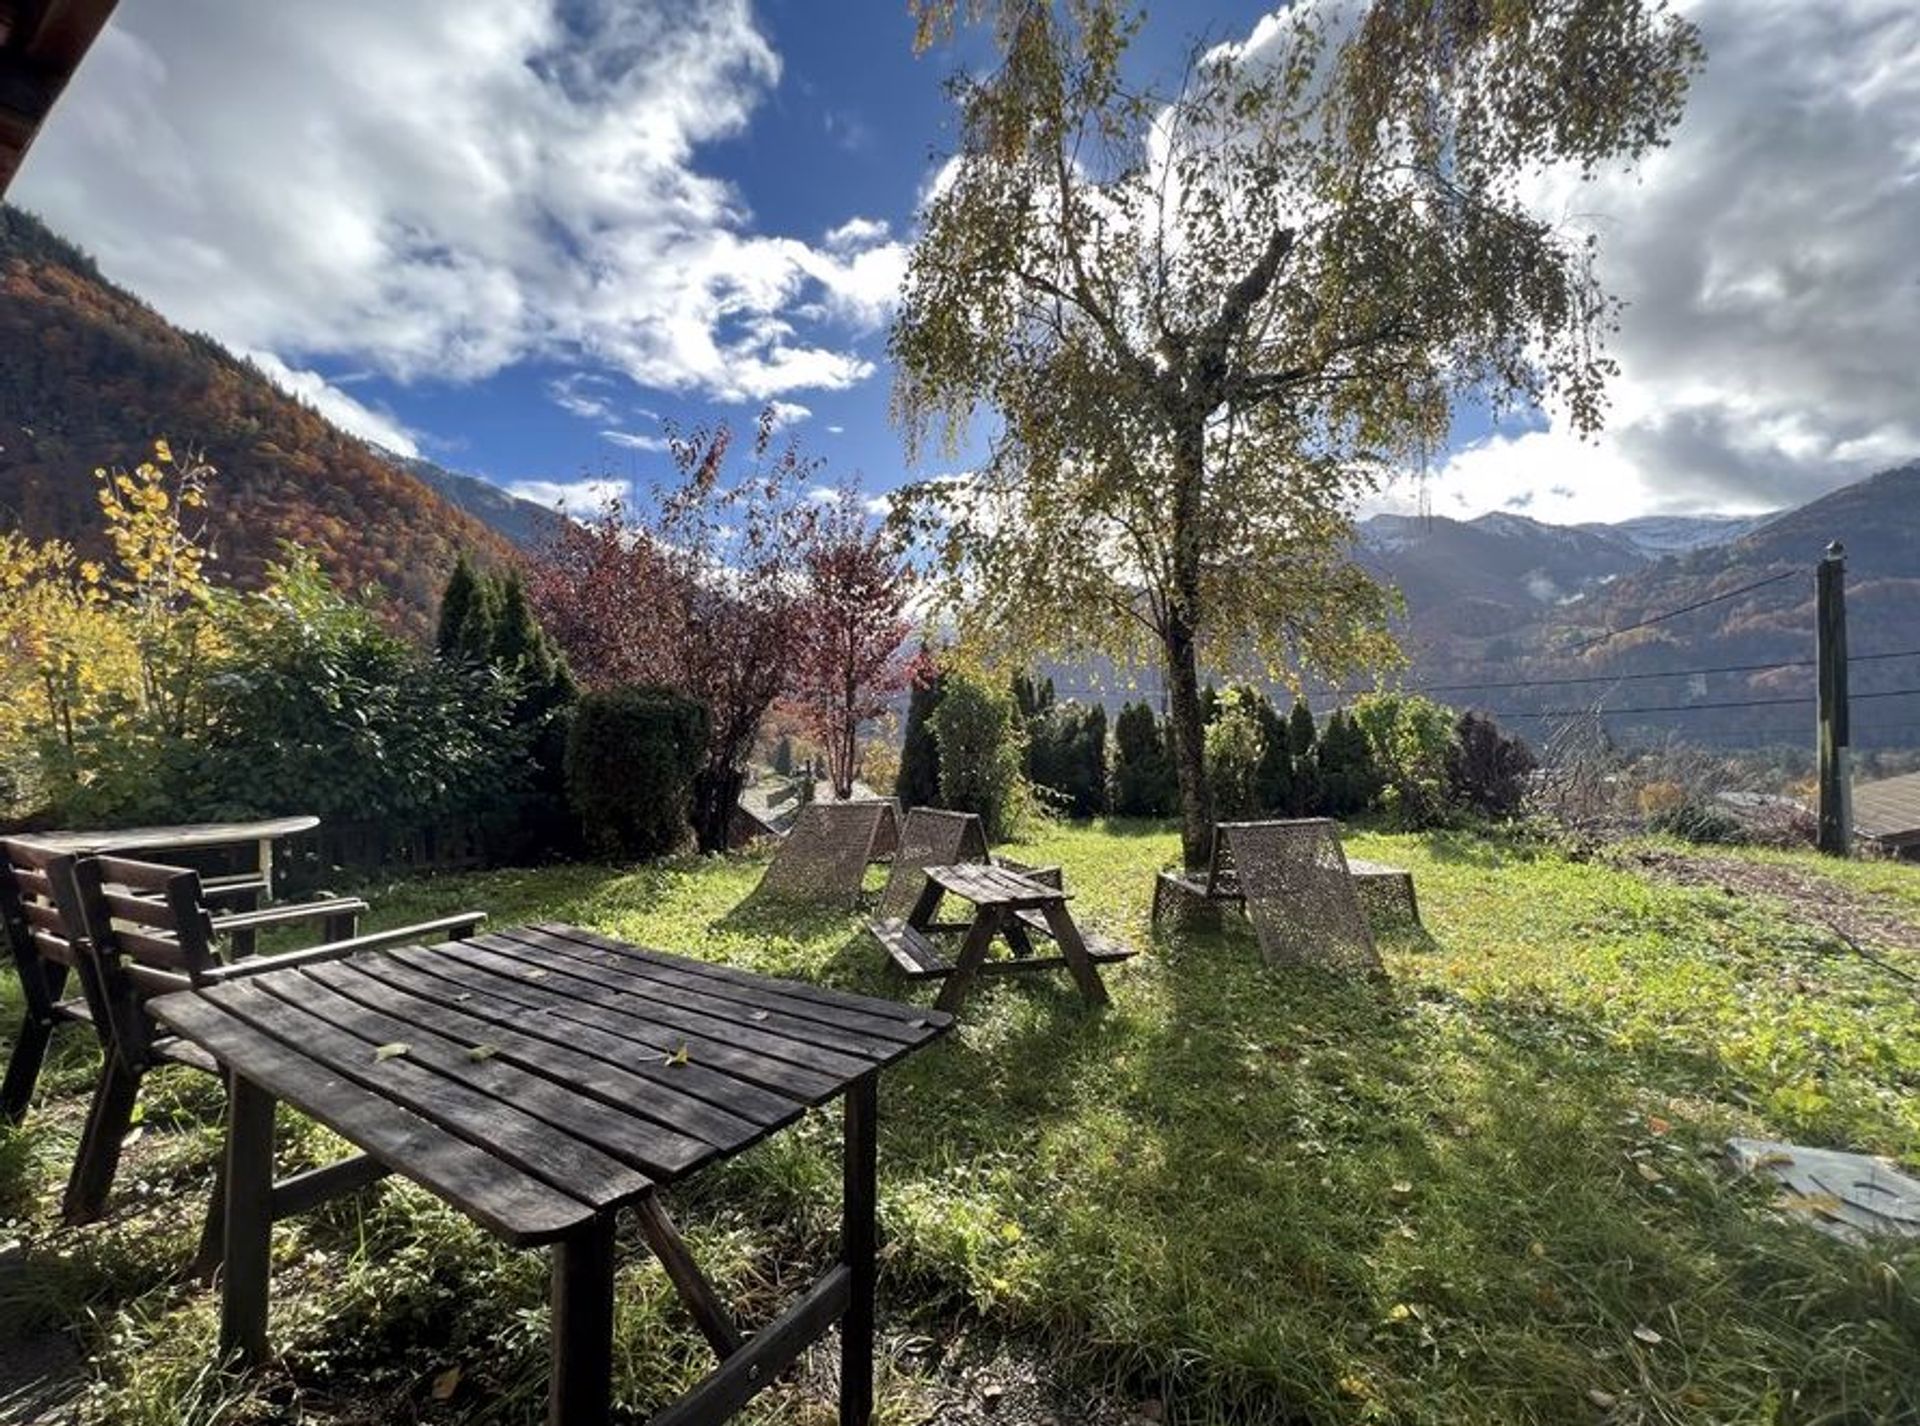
[893,0,1702,865]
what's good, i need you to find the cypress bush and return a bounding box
[928,669,1026,840]
[1111,700,1177,816]
[565,686,708,860]
[897,658,945,809]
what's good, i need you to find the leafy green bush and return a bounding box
[564,686,708,859]
[928,669,1027,840]
[1351,692,1459,828]
[1449,710,1536,818]
[1204,686,1267,819]
[1649,801,1747,845]
[1110,700,1176,816]
[192,551,528,829]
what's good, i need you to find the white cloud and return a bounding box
[826,424,845,435]
[768,400,812,429]
[806,483,842,504]
[506,477,627,511]
[14,0,906,407]
[245,350,421,457]
[824,216,890,251]
[547,372,616,421]
[600,429,670,453]
[1422,0,1920,521]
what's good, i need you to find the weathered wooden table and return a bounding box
[12,816,323,954]
[148,922,952,1426]
[870,863,1133,1014]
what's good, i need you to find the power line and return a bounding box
[1489,684,1920,721]
[1492,694,1810,718]
[1560,568,1801,653]
[1327,645,1920,701]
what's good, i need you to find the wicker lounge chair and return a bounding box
[753,799,899,908]
[1153,819,1384,974]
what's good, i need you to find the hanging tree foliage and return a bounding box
[891,0,1703,867]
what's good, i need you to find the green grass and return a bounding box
[3,822,1917,1424]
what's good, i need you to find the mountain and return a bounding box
[389,452,562,551]
[1356,509,1650,641]
[1588,513,1773,559]
[0,204,515,633]
[1360,463,1920,750]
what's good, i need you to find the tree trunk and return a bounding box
[691,764,744,854]
[1164,417,1215,872]
[1163,614,1212,871]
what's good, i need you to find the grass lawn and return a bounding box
[2,821,1916,1424]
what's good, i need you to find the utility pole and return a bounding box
[1816,541,1851,856]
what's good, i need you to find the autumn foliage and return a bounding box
[790,487,917,799]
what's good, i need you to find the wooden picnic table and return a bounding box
[871,862,1133,1014]
[147,921,952,1426]
[12,816,321,954]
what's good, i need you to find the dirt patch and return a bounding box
[1616,847,1920,959]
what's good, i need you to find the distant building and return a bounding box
[1852,771,1920,860]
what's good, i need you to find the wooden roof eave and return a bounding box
[0,0,120,198]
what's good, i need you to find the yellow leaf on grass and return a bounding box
[1634,1161,1664,1184]
[431,1366,462,1401]
[1631,1325,1664,1346]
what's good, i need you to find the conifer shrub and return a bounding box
[565,686,708,860]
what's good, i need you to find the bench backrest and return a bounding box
[1,838,106,1029]
[1216,819,1381,974]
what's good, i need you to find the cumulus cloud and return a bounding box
[245,350,421,457]
[506,476,628,511]
[14,0,910,410]
[768,400,812,429]
[1422,0,1920,522]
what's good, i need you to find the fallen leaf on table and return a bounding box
[467,1044,497,1062]
[664,1044,690,1067]
[373,1042,409,1063]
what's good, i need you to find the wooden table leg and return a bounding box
[1039,903,1110,1007]
[841,1071,878,1426]
[904,871,945,933]
[220,1074,276,1366]
[933,910,1000,1015]
[550,1212,617,1426]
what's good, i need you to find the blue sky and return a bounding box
[14,1,1920,525]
